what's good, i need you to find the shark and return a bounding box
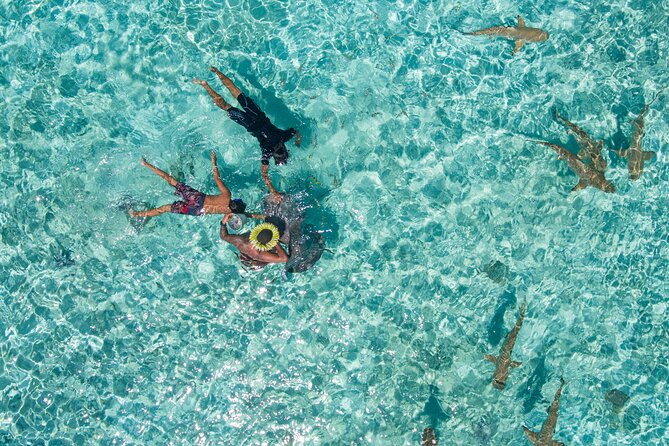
[616,87,666,180]
[555,111,607,172]
[485,299,526,390]
[465,16,549,55]
[422,427,438,446]
[523,378,566,446]
[530,140,615,193]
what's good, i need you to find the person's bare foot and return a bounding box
[294,131,302,147]
[209,66,222,75]
[192,78,206,86]
[128,209,136,217]
[140,157,149,168]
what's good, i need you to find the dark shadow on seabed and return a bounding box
[486,285,518,348]
[605,104,632,152]
[263,175,340,275]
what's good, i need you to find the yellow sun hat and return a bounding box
[249,223,280,251]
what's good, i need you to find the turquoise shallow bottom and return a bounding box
[1,0,668,444]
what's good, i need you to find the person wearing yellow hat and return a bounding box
[219,220,288,268]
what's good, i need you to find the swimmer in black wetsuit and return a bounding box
[192,67,301,200]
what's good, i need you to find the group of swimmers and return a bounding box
[122,15,664,444]
[129,66,302,268]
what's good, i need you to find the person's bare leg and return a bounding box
[210,66,242,98]
[130,204,172,218]
[141,158,179,187]
[192,79,232,111]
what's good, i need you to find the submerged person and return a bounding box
[219,220,289,269]
[129,150,263,220]
[259,178,326,274]
[192,66,301,195]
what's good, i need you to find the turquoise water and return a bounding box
[1,0,668,444]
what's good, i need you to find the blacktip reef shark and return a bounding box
[530,140,615,193]
[485,299,526,390]
[465,16,549,55]
[422,427,438,445]
[616,86,666,180]
[523,378,566,446]
[555,111,607,172]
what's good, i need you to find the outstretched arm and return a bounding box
[219,219,233,241]
[211,150,231,197]
[261,164,282,200]
[273,243,289,263]
[256,243,289,264]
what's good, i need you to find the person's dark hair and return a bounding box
[273,143,289,165]
[257,229,273,245]
[229,198,247,214]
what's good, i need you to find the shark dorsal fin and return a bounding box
[517,16,526,28]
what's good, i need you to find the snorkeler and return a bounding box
[219,220,289,268]
[129,150,263,220]
[192,66,301,193]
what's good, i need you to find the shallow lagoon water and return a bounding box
[0,0,668,444]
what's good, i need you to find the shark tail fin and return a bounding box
[511,361,522,368]
[554,109,565,122]
[615,149,628,159]
[515,299,527,327]
[648,85,668,108]
[522,425,538,444]
[551,378,567,407]
[484,354,497,363]
[517,16,526,27]
[527,139,550,147]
